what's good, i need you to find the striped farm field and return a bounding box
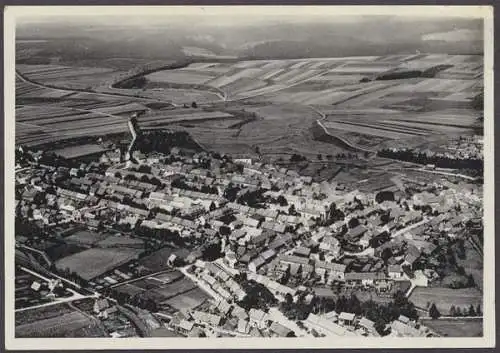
[146,70,215,85]
[17,64,124,90]
[15,53,483,151]
[323,121,425,139]
[139,110,236,127]
[16,312,107,338]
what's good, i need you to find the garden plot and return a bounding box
[55,247,142,281]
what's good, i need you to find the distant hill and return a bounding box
[16,15,483,65]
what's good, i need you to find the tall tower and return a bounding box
[125,113,140,165]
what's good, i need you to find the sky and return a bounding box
[12,5,490,27]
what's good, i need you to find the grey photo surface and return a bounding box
[12,7,486,342]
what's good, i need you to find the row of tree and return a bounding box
[449,304,482,317]
[378,149,483,171]
[114,172,163,187]
[136,130,203,155]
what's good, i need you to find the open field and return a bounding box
[63,230,110,246]
[138,247,190,272]
[409,287,482,314]
[16,309,107,338]
[15,303,74,326]
[55,248,142,281]
[163,287,210,311]
[454,238,484,291]
[421,318,483,337]
[45,243,87,262]
[96,235,144,248]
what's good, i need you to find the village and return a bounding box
[15,138,483,338]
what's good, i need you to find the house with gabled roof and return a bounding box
[387,264,403,279]
[338,312,355,326]
[358,317,378,336]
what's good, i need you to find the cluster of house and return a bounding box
[304,311,433,337]
[192,260,246,302]
[166,288,436,338]
[166,291,298,338]
[440,135,484,161]
[15,146,482,338]
[386,134,484,162]
[18,145,481,277]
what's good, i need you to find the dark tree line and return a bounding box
[237,279,277,311]
[136,131,203,155]
[135,225,185,246]
[378,149,483,171]
[449,304,482,317]
[171,177,218,195]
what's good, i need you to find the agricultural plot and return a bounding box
[409,287,482,314]
[146,70,215,85]
[138,277,199,306]
[138,110,237,128]
[15,303,74,326]
[138,247,188,272]
[63,230,109,246]
[16,310,106,338]
[15,90,144,147]
[162,287,210,311]
[17,64,124,90]
[96,235,144,248]
[113,270,207,310]
[323,121,419,139]
[421,318,483,337]
[15,53,483,156]
[52,144,110,159]
[45,243,87,262]
[55,247,142,281]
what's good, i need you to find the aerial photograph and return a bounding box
[11,6,487,342]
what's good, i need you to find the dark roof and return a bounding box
[348,225,367,239]
[345,272,386,281]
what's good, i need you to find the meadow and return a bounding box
[409,287,482,314]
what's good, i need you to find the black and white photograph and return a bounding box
[4,5,495,350]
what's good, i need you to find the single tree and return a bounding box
[466,274,475,287]
[476,304,482,316]
[429,303,441,319]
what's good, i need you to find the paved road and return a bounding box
[179,266,224,302]
[16,266,99,312]
[15,286,96,313]
[267,307,313,338]
[17,245,52,266]
[109,269,175,289]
